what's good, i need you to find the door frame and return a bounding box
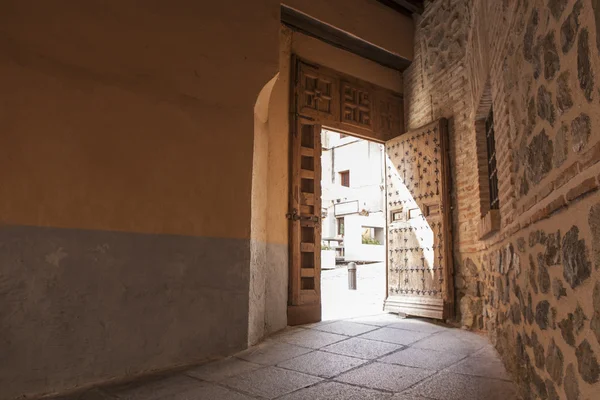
[287,56,405,325]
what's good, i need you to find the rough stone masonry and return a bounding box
[404,0,600,399]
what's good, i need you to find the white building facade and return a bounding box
[321,129,386,265]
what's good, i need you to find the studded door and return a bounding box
[384,119,454,320]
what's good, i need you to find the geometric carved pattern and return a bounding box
[342,82,372,128]
[377,93,403,138]
[300,66,335,117]
[294,58,403,142]
[384,119,453,320]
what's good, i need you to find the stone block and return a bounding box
[553,162,579,189]
[579,141,600,170]
[577,28,594,102]
[562,226,592,289]
[566,177,598,202]
[575,340,599,383]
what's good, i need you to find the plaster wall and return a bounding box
[344,213,386,262]
[322,138,385,208]
[0,1,279,398]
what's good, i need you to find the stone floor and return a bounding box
[57,313,519,400]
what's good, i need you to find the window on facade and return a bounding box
[361,226,383,245]
[337,217,345,236]
[485,108,500,210]
[340,170,350,187]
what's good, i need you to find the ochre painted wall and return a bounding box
[0,0,279,240]
[0,1,279,398]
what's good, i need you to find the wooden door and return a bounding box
[384,119,454,320]
[288,120,322,325]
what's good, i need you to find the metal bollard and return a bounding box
[347,262,357,290]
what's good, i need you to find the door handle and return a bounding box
[301,215,320,223]
[286,209,300,221]
[286,209,319,223]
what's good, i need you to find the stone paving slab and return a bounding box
[277,350,368,378]
[222,366,322,399]
[403,371,518,400]
[312,320,379,336]
[236,341,312,365]
[335,362,435,392]
[446,353,511,381]
[275,329,348,349]
[379,347,466,370]
[278,381,392,399]
[348,313,403,326]
[386,319,447,333]
[358,327,433,345]
[322,337,403,359]
[411,330,487,355]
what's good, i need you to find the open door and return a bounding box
[384,119,454,320]
[287,120,322,325]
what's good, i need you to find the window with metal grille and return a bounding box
[340,170,350,187]
[485,108,499,210]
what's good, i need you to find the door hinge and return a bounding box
[290,112,315,121]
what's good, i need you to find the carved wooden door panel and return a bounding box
[384,119,454,320]
[288,120,322,325]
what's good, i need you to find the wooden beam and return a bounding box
[376,0,424,16]
[281,5,412,72]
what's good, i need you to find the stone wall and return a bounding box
[405,0,600,398]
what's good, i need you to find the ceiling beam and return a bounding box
[376,0,424,16]
[281,5,411,72]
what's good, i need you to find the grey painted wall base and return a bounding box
[248,240,289,346]
[0,225,251,399]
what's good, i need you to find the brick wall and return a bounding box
[405,0,600,398]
